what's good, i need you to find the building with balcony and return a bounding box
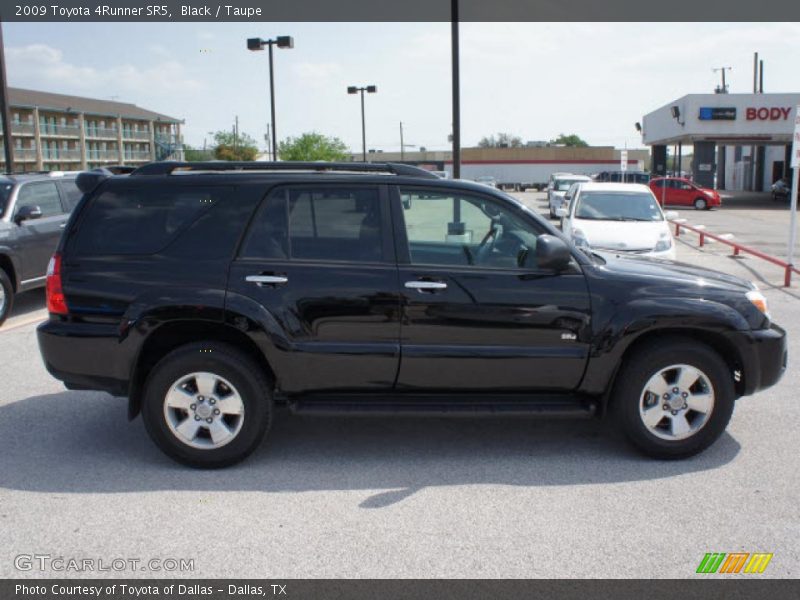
[0,87,184,172]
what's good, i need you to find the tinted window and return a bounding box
[400,188,541,269]
[58,179,83,210]
[241,187,384,263]
[15,182,63,218]
[73,186,223,255]
[575,191,663,222]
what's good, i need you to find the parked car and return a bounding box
[548,174,591,218]
[0,171,83,326]
[650,177,721,210]
[771,177,792,202]
[594,171,651,184]
[38,161,785,467]
[557,182,678,260]
[475,175,497,188]
[430,170,449,179]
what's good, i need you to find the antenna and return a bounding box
[712,67,731,94]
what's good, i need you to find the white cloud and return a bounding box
[290,61,344,89]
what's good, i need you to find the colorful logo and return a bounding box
[696,552,773,574]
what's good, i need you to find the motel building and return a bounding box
[641,93,799,191]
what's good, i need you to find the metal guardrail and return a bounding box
[671,219,799,287]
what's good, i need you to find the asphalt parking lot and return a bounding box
[1,192,798,579]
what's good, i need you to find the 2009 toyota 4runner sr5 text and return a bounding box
[37,162,787,468]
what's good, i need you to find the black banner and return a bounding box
[3,580,800,600]
[1,0,800,22]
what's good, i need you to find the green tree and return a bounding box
[278,132,349,161]
[550,133,589,147]
[478,132,523,148]
[211,130,258,161]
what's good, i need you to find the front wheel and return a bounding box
[142,342,273,468]
[613,339,735,459]
[693,197,708,210]
[0,269,14,328]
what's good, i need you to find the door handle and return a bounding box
[405,280,447,291]
[246,274,288,286]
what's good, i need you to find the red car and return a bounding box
[649,177,721,210]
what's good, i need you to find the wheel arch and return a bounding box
[128,320,276,421]
[0,251,19,291]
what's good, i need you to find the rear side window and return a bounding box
[58,179,83,211]
[72,186,224,255]
[240,186,384,263]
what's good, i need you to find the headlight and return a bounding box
[654,238,673,252]
[746,289,769,318]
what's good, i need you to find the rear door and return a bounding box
[393,185,591,392]
[227,183,401,394]
[11,181,69,282]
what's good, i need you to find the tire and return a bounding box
[0,268,14,328]
[613,338,735,459]
[141,342,273,468]
[693,197,708,210]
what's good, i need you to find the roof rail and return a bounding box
[129,161,440,179]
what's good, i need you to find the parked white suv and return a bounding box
[548,174,591,218]
[557,182,677,260]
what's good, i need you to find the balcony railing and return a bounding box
[124,151,152,161]
[86,150,121,161]
[42,149,82,161]
[124,130,150,140]
[0,148,38,161]
[39,124,81,137]
[85,127,119,139]
[12,123,35,135]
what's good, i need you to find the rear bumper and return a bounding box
[735,323,787,396]
[37,318,129,396]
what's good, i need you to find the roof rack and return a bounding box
[130,161,441,179]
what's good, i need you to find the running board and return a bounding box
[287,394,598,418]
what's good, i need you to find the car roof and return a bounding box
[578,182,653,193]
[554,174,591,180]
[0,172,78,184]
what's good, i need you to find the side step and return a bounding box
[287,394,598,418]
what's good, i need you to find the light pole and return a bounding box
[247,35,294,161]
[348,85,377,162]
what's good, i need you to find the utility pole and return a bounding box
[712,66,731,93]
[451,0,461,179]
[0,24,15,174]
[400,121,404,161]
[266,123,271,160]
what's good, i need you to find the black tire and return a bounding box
[613,338,735,459]
[693,197,708,210]
[141,342,273,468]
[0,268,14,328]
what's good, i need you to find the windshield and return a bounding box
[555,179,584,192]
[0,183,12,217]
[575,191,663,221]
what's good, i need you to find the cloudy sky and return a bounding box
[4,22,800,152]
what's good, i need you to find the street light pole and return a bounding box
[451,0,461,179]
[0,24,15,174]
[348,85,377,162]
[247,35,294,161]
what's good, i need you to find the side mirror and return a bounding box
[664,210,679,220]
[15,205,43,224]
[555,207,568,218]
[536,234,572,271]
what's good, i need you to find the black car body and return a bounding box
[37,162,786,467]
[0,172,82,325]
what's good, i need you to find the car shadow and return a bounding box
[0,288,46,329]
[0,391,741,508]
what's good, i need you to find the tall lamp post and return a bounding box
[247,35,294,161]
[347,85,377,162]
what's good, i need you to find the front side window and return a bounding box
[399,188,541,269]
[15,182,63,218]
[241,186,384,263]
[575,191,663,222]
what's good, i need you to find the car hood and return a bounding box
[573,218,669,252]
[598,253,754,292]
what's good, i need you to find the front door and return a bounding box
[392,186,592,392]
[227,183,401,394]
[11,181,69,282]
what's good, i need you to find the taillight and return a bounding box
[46,252,68,315]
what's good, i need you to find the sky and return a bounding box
[4,22,800,153]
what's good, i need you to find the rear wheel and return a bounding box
[0,269,14,327]
[693,197,708,210]
[613,339,734,459]
[142,342,273,468]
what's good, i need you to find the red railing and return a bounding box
[671,219,799,287]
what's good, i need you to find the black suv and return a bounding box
[0,172,82,325]
[37,162,786,467]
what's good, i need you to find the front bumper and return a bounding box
[733,323,787,396]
